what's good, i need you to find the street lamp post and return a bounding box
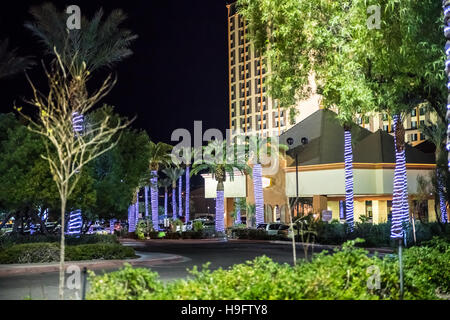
[286,136,308,266]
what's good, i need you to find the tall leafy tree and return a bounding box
[237,0,313,122]
[87,106,151,223]
[308,0,376,231]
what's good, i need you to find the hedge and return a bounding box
[86,238,450,300]
[0,242,135,264]
[0,233,119,249]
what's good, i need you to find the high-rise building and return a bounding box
[226,3,322,138]
[226,2,436,145]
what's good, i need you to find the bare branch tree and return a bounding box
[17,50,130,299]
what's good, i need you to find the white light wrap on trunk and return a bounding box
[185,167,190,223]
[67,209,82,237]
[164,190,168,218]
[128,205,136,233]
[391,115,406,239]
[344,130,355,232]
[150,171,159,230]
[253,163,265,226]
[215,190,225,233]
[109,219,116,234]
[178,176,183,217]
[144,186,149,218]
[437,169,449,223]
[235,198,241,224]
[445,1,450,169]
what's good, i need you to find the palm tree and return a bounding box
[246,135,287,226]
[25,3,137,113]
[162,167,185,219]
[0,38,35,80]
[391,114,410,238]
[158,178,172,219]
[173,147,202,223]
[148,142,173,229]
[191,140,251,233]
[25,3,137,76]
[421,119,448,223]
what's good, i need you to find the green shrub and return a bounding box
[0,233,119,249]
[231,228,280,240]
[86,239,442,300]
[181,231,203,239]
[164,232,181,240]
[192,221,204,232]
[403,237,450,296]
[0,242,59,264]
[65,243,135,261]
[0,242,135,264]
[87,263,163,300]
[135,220,153,239]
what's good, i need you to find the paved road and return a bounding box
[0,240,318,300]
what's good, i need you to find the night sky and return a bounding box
[0,0,231,144]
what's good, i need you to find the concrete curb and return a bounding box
[0,251,186,277]
[119,238,394,254]
[267,240,394,254]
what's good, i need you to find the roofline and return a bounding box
[284,162,436,172]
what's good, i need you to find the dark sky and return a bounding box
[0,0,230,144]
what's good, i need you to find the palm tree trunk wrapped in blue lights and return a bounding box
[343,128,355,232]
[172,187,177,218]
[135,190,140,223]
[391,115,407,239]
[185,166,190,223]
[164,188,168,218]
[150,171,159,230]
[215,190,225,233]
[253,163,264,226]
[109,219,116,234]
[67,111,85,237]
[67,209,82,236]
[178,175,183,217]
[144,186,149,218]
[445,1,450,173]
[128,205,136,233]
[437,169,448,223]
[235,198,241,224]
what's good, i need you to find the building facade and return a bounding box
[226,2,437,145]
[203,109,442,227]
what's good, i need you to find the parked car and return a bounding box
[91,226,108,235]
[257,223,287,235]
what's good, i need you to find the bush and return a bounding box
[315,221,450,248]
[87,239,444,300]
[135,220,154,240]
[65,243,136,261]
[403,237,450,296]
[192,221,204,232]
[230,228,280,240]
[0,242,59,264]
[0,233,119,249]
[181,231,203,239]
[164,232,181,240]
[0,242,135,264]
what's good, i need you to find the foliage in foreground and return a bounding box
[87,239,450,300]
[0,242,135,264]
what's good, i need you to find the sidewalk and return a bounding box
[0,251,188,277]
